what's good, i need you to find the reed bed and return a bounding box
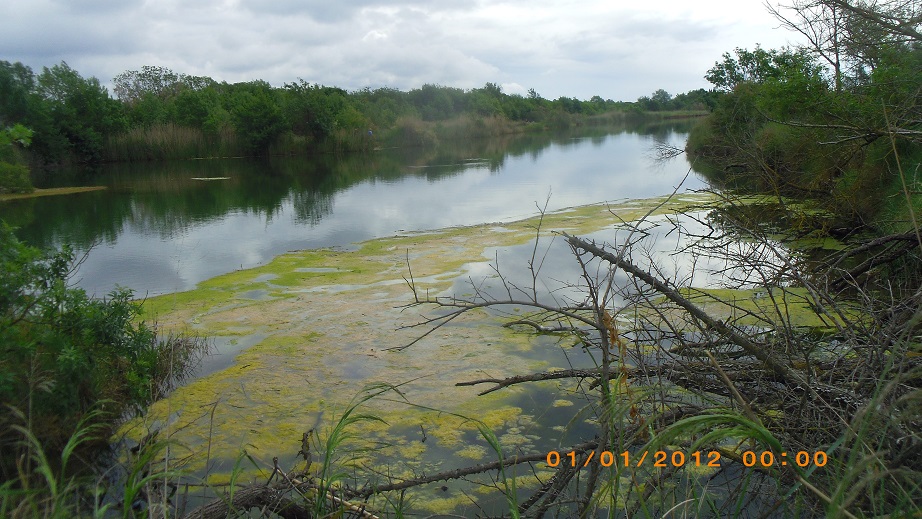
[105,124,247,162]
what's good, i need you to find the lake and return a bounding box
[4,118,726,516]
[1,119,704,298]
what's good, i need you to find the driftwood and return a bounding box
[351,438,598,500]
[349,406,695,503]
[183,409,682,518]
[185,467,380,519]
[184,483,309,519]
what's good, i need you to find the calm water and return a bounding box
[1,120,705,297]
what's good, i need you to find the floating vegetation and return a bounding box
[125,195,713,509]
[124,190,920,517]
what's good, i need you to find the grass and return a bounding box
[104,123,246,162]
[1,409,109,518]
[310,383,392,517]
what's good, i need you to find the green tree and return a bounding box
[690,6,922,227]
[125,90,173,127]
[283,81,354,140]
[652,89,672,106]
[467,91,503,116]
[352,87,412,128]
[554,96,583,114]
[0,62,68,162]
[704,46,817,93]
[173,87,220,128]
[229,81,287,152]
[408,84,464,120]
[637,89,674,111]
[671,88,719,111]
[36,62,125,163]
[0,61,35,127]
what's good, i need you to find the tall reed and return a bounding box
[104,123,246,162]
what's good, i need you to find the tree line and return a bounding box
[0,62,712,192]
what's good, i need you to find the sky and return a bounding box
[1,0,797,102]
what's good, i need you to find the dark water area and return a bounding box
[1,119,704,298]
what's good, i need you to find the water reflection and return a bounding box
[0,120,706,297]
[446,212,741,314]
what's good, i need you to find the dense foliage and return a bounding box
[0,124,34,194]
[0,225,205,480]
[687,1,922,233]
[0,59,710,177]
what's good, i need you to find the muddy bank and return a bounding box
[0,185,106,201]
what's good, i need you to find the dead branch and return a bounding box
[456,368,603,395]
[388,298,600,352]
[351,439,599,500]
[502,319,583,334]
[563,232,864,417]
[183,483,310,519]
[564,235,799,379]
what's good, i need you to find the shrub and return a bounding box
[0,161,32,194]
[0,224,206,480]
[0,124,34,193]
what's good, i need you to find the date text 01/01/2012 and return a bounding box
[545,450,829,469]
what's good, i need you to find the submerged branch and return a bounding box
[351,439,600,500]
[502,318,583,333]
[351,406,696,502]
[457,368,602,395]
[563,232,863,416]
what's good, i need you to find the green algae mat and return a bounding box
[125,193,716,514]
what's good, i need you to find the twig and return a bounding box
[456,368,603,395]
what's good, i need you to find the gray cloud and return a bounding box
[0,0,793,100]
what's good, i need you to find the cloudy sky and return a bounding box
[2,0,796,102]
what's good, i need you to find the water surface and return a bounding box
[1,121,704,297]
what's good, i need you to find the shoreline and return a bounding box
[0,185,107,202]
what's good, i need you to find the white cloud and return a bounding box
[0,0,795,100]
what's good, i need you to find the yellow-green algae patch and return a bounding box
[673,286,862,329]
[124,193,718,507]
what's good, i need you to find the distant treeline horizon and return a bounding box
[0,61,715,172]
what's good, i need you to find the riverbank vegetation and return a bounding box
[0,225,208,515]
[686,0,922,237]
[0,57,711,184]
[0,124,35,194]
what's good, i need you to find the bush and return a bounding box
[0,161,32,194]
[0,224,206,480]
[0,124,34,194]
